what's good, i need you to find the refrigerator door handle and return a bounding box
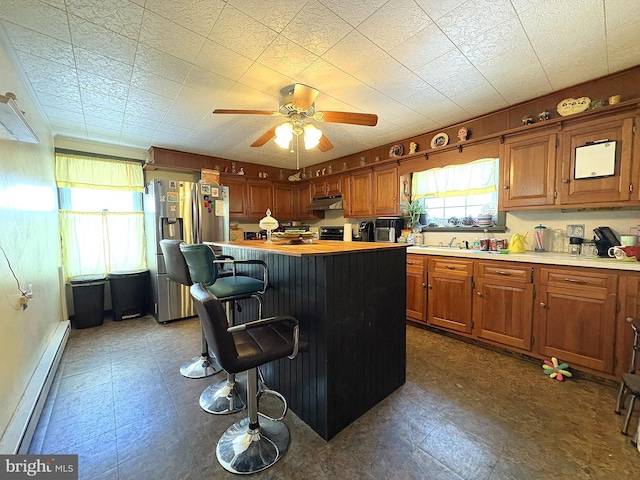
[192,185,200,243]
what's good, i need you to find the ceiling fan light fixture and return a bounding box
[274,122,293,149]
[303,123,322,149]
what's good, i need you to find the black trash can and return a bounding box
[70,274,106,329]
[108,269,149,321]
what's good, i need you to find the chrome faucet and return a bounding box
[448,236,457,247]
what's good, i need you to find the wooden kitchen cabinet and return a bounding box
[615,274,640,378]
[346,170,373,218]
[427,257,473,333]
[557,115,634,205]
[373,165,399,216]
[222,176,248,219]
[536,267,617,374]
[500,130,557,209]
[310,175,342,198]
[473,261,534,351]
[246,179,272,218]
[406,254,427,324]
[272,183,294,219]
[294,183,323,220]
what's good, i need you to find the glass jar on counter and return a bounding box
[413,232,424,246]
[580,240,597,259]
[568,237,583,256]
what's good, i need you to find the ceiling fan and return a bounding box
[212,83,378,154]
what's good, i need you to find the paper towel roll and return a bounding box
[343,223,352,241]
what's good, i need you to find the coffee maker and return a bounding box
[358,221,374,242]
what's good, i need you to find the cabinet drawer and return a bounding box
[407,254,425,268]
[429,257,473,275]
[540,267,615,290]
[475,262,531,282]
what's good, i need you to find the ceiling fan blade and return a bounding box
[292,84,320,110]
[316,111,378,126]
[250,125,277,147]
[318,134,333,152]
[213,109,279,116]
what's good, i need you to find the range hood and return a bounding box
[306,195,343,211]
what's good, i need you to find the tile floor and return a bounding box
[29,314,639,479]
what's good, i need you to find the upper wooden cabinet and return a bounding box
[500,130,557,209]
[346,170,373,218]
[246,179,273,218]
[372,165,400,216]
[557,115,634,205]
[500,109,638,211]
[272,183,295,219]
[310,176,342,198]
[222,177,248,219]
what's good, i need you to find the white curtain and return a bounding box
[411,158,498,200]
[56,153,146,281]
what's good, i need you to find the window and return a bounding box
[411,158,501,228]
[55,152,146,280]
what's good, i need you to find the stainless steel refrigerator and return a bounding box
[144,179,229,323]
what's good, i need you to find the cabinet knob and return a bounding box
[503,185,510,189]
[539,302,546,308]
[427,284,432,289]
[562,179,570,184]
[476,291,482,297]
[627,317,634,323]
[422,282,426,287]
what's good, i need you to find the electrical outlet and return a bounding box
[15,294,28,310]
[566,224,585,238]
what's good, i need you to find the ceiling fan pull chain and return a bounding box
[296,135,300,170]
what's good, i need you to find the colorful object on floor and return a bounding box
[542,357,572,381]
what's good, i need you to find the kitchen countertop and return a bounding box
[206,240,407,257]
[407,245,640,271]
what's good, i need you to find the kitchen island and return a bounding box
[206,240,407,440]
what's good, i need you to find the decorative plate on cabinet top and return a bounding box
[557,97,591,116]
[389,144,403,157]
[430,132,449,148]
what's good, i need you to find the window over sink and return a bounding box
[411,158,504,230]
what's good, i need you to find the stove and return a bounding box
[319,226,344,241]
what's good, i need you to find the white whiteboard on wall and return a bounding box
[574,141,616,179]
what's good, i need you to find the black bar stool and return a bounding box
[190,283,301,474]
[180,243,268,415]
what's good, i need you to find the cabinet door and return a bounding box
[272,184,294,219]
[223,177,247,219]
[537,268,617,373]
[406,255,427,323]
[427,257,473,333]
[501,132,557,208]
[558,116,633,205]
[294,183,323,220]
[310,178,327,198]
[373,165,399,216]
[618,275,640,378]
[474,266,533,350]
[247,180,272,218]
[325,176,342,196]
[347,171,373,217]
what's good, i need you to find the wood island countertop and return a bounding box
[205,239,407,257]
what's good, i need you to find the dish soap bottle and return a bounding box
[473,237,480,250]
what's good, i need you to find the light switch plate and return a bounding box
[566,224,585,238]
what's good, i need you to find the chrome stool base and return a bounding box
[180,354,221,379]
[200,375,244,415]
[216,416,289,475]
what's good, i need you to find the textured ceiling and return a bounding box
[1,0,639,169]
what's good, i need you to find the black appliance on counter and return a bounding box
[374,218,405,243]
[593,226,621,257]
[319,226,344,241]
[358,221,375,242]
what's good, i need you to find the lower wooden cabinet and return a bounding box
[536,267,617,374]
[427,257,473,333]
[407,255,623,378]
[406,254,427,323]
[473,262,534,350]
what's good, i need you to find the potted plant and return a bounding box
[462,215,476,226]
[406,199,426,233]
